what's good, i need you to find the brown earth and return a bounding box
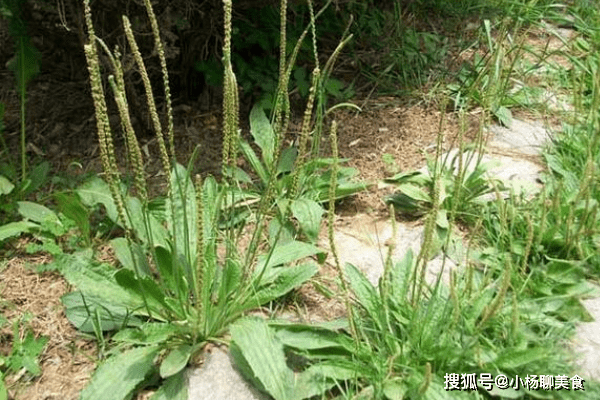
[0,5,574,398]
[0,85,475,398]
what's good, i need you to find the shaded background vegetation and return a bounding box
[0,0,498,144]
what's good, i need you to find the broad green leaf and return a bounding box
[268,218,295,246]
[17,201,60,225]
[0,175,14,195]
[154,246,177,293]
[166,163,197,275]
[110,237,151,277]
[77,176,119,222]
[150,369,188,400]
[277,146,298,175]
[112,323,179,345]
[145,209,169,249]
[274,325,353,351]
[256,241,325,276]
[495,347,550,370]
[294,362,360,400]
[26,161,50,195]
[218,257,243,304]
[228,166,253,184]
[114,269,175,319]
[160,344,193,378]
[58,252,151,317]
[494,105,513,127]
[80,183,169,247]
[54,192,91,241]
[290,199,324,242]
[382,379,405,400]
[482,385,523,399]
[383,170,430,185]
[398,183,432,202]
[345,263,381,318]
[424,379,475,400]
[249,104,275,166]
[8,332,48,376]
[230,318,294,400]
[80,345,160,400]
[239,140,269,185]
[390,250,414,300]
[0,221,37,242]
[125,196,150,244]
[62,291,143,332]
[324,182,370,202]
[435,209,449,229]
[252,262,318,307]
[0,375,6,400]
[7,36,40,94]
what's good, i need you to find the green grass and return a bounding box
[3,0,600,399]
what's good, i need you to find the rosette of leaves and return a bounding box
[229,104,368,243]
[384,152,504,224]
[53,166,325,400]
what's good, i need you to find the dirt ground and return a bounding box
[0,82,475,398]
[0,9,571,399]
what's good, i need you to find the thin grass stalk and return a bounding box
[272,0,289,142]
[451,112,467,218]
[510,290,519,343]
[521,213,533,274]
[110,69,161,319]
[123,14,194,310]
[307,0,319,71]
[477,259,511,328]
[449,270,460,330]
[418,362,433,395]
[107,66,158,296]
[382,204,396,299]
[239,0,294,277]
[412,112,444,305]
[242,0,332,274]
[378,204,397,351]
[312,32,353,158]
[82,0,127,233]
[328,120,356,339]
[535,188,547,250]
[291,68,320,198]
[194,174,205,336]
[83,0,156,318]
[122,16,170,177]
[273,0,332,138]
[142,0,175,161]
[108,73,147,202]
[222,0,239,175]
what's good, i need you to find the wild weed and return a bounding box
[60,0,334,398]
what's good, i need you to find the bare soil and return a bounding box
[0,8,573,399]
[0,87,473,398]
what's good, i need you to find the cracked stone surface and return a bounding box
[489,119,552,156]
[572,289,600,382]
[187,347,269,400]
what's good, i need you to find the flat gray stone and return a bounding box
[428,148,544,200]
[489,119,552,155]
[320,214,464,288]
[572,286,600,382]
[187,347,269,400]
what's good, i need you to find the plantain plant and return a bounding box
[55,1,332,399]
[223,0,367,245]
